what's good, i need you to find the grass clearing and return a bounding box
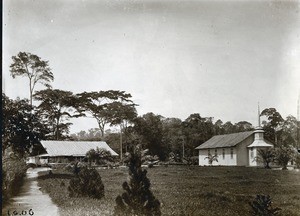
[37,166,300,215]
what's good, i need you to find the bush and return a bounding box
[249,194,281,216]
[86,147,115,167]
[256,148,275,169]
[114,146,161,216]
[68,167,104,199]
[274,146,294,170]
[64,161,87,174]
[2,152,27,205]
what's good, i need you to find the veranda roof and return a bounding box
[195,131,255,150]
[40,140,118,157]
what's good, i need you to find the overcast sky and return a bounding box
[3,0,300,133]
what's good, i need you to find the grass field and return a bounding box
[37,166,300,216]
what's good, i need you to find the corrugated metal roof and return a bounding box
[195,131,254,149]
[41,140,118,157]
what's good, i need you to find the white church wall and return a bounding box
[198,148,237,166]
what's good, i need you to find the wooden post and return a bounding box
[182,137,185,159]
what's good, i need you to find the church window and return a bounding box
[222,149,225,159]
[230,148,234,159]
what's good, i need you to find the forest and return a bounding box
[3,52,300,161]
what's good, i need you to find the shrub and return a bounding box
[274,146,294,170]
[64,161,86,175]
[2,152,27,205]
[256,148,275,169]
[68,167,104,199]
[86,147,114,166]
[114,146,161,216]
[249,194,281,216]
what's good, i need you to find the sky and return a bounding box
[3,0,300,133]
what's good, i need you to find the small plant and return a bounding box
[205,153,218,165]
[249,194,281,216]
[256,148,275,169]
[68,167,104,199]
[86,147,114,166]
[114,145,161,216]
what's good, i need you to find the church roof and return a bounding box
[195,131,255,149]
[40,140,118,157]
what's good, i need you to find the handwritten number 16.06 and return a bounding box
[7,209,34,216]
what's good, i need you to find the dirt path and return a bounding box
[3,167,59,216]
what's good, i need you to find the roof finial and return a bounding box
[258,102,261,128]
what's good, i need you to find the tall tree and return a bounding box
[162,118,183,156]
[261,108,284,145]
[222,121,236,134]
[234,121,253,132]
[75,90,135,137]
[214,119,225,135]
[182,114,215,157]
[34,89,78,140]
[10,52,54,105]
[133,113,166,160]
[108,101,138,160]
[281,115,299,147]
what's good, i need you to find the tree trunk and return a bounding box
[29,79,33,106]
[120,126,123,161]
[97,121,105,137]
[56,116,60,140]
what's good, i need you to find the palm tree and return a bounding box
[256,148,275,169]
[205,153,218,165]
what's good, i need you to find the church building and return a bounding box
[196,107,274,166]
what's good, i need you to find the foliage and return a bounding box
[2,150,27,205]
[75,90,136,137]
[249,194,281,216]
[114,146,161,216]
[181,114,216,158]
[122,148,159,167]
[65,161,86,175]
[133,113,166,160]
[256,148,275,169]
[85,147,114,166]
[261,108,284,145]
[10,52,54,105]
[205,153,219,165]
[274,146,295,170]
[280,115,299,147]
[70,128,102,141]
[68,167,105,199]
[2,94,47,156]
[162,118,183,157]
[34,89,79,140]
[168,152,182,163]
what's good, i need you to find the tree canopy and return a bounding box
[75,90,136,137]
[2,94,47,156]
[34,89,79,140]
[10,52,54,105]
